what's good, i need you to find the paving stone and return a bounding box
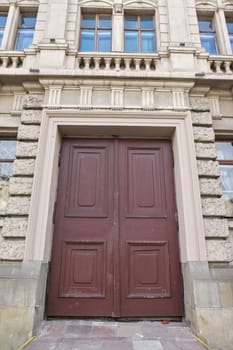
[24,320,205,350]
[133,340,164,350]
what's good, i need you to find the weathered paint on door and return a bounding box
[47,139,183,317]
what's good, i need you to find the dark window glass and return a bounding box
[15,14,36,50]
[80,14,112,52]
[226,19,233,53]
[0,140,16,179]
[198,18,217,54]
[124,15,155,53]
[0,13,7,46]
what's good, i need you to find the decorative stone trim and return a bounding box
[202,197,226,217]
[192,111,213,126]
[199,178,222,197]
[9,177,33,196]
[195,143,217,159]
[0,236,25,260]
[193,126,215,142]
[16,142,38,158]
[206,239,233,262]
[197,160,220,177]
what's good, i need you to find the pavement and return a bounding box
[23,319,207,350]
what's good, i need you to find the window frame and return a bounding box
[15,12,36,51]
[0,138,17,180]
[79,13,112,52]
[124,14,156,53]
[198,16,218,54]
[0,12,7,47]
[226,17,233,53]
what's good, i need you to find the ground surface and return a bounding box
[24,319,206,350]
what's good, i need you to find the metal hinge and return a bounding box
[175,212,179,231]
[52,201,57,224]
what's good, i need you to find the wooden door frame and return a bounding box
[24,110,207,264]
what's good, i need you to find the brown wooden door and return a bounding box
[47,139,183,317]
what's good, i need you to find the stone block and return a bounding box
[193,126,215,142]
[218,281,233,307]
[190,96,210,111]
[202,197,226,216]
[2,217,28,237]
[17,124,40,141]
[21,110,42,124]
[204,218,229,237]
[9,177,33,195]
[0,236,25,260]
[23,94,43,109]
[6,197,31,216]
[193,280,220,308]
[206,239,233,262]
[199,178,222,196]
[192,111,212,126]
[195,143,216,159]
[197,160,220,177]
[195,308,229,350]
[0,306,33,350]
[13,159,35,176]
[16,142,38,158]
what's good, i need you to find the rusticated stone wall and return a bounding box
[190,97,232,262]
[0,95,43,260]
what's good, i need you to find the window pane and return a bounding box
[0,140,16,159]
[21,14,36,27]
[141,31,155,52]
[125,16,137,29]
[0,163,13,179]
[0,14,7,27]
[98,16,111,28]
[216,142,233,160]
[141,16,154,29]
[219,165,233,199]
[82,15,95,28]
[125,31,138,52]
[227,20,233,33]
[15,29,34,50]
[97,30,111,51]
[80,29,95,51]
[198,19,213,32]
[230,35,233,53]
[0,30,3,46]
[200,33,217,54]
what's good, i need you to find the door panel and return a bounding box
[47,140,115,316]
[119,140,183,316]
[47,139,183,317]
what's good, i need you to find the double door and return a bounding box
[47,139,183,317]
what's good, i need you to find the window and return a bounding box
[216,141,233,215]
[15,13,36,50]
[0,140,16,179]
[226,19,233,53]
[79,14,112,52]
[198,17,217,54]
[124,15,155,53]
[0,13,7,47]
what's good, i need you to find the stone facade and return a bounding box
[0,0,233,349]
